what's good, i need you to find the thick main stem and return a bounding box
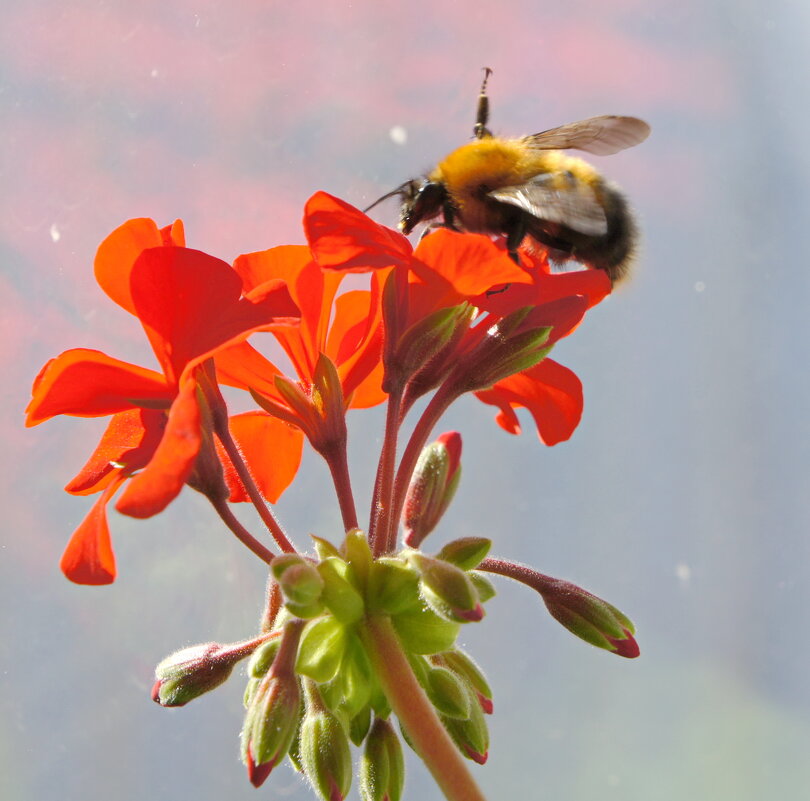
[361,615,488,801]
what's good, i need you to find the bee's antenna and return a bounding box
[473,67,493,139]
[363,181,412,214]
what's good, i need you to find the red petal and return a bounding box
[412,229,530,300]
[608,630,641,659]
[115,378,201,518]
[214,341,286,399]
[130,247,299,385]
[94,218,183,315]
[25,349,171,425]
[222,412,304,503]
[304,191,413,272]
[474,359,583,445]
[65,408,165,495]
[60,474,127,585]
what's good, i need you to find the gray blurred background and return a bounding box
[3,1,809,799]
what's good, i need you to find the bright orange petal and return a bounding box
[25,349,171,425]
[412,229,531,301]
[222,411,304,503]
[65,409,166,495]
[60,473,127,585]
[214,341,286,400]
[304,191,413,272]
[130,247,299,385]
[94,218,183,315]
[115,378,201,518]
[474,359,583,445]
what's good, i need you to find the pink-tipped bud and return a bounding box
[402,432,462,549]
[152,643,236,707]
[406,552,483,624]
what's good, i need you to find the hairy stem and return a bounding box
[361,615,488,801]
[215,422,297,553]
[324,446,359,531]
[368,388,403,556]
[210,495,276,565]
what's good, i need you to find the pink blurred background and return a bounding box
[3,1,809,800]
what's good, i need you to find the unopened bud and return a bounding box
[403,432,462,548]
[542,580,639,658]
[247,637,281,679]
[360,717,405,801]
[433,649,493,714]
[425,666,470,719]
[152,642,234,707]
[300,695,352,801]
[407,553,484,623]
[272,554,325,615]
[441,684,489,765]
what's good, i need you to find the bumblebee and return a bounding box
[367,69,650,284]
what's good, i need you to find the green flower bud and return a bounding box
[391,603,460,655]
[407,553,484,623]
[366,558,421,615]
[442,684,489,765]
[247,637,281,679]
[402,432,463,549]
[241,620,305,788]
[436,537,491,571]
[296,616,348,683]
[151,643,234,707]
[433,649,493,713]
[317,557,364,624]
[425,666,471,719]
[300,696,352,801]
[360,717,405,801]
[272,554,325,608]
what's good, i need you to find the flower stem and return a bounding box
[324,447,359,531]
[368,387,404,556]
[361,614,488,801]
[210,495,276,565]
[387,386,455,552]
[215,422,297,553]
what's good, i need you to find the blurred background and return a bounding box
[3,0,810,799]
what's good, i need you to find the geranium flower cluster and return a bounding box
[26,192,638,801]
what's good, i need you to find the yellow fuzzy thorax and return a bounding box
[430,137,600,204]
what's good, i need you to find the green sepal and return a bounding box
[311,535,341,561]
[366,557,421,615]
[349,705,372,746]
[434,649,492,702]
[441,684,489,764]
[436,537,491,571]
[296,616,348,683]
[469,571,497,603]
[342,528,373,587]
[391,603,460,655]
[317,557,365,624]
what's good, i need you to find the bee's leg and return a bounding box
[441,202,462,231]
[505,216,528,264]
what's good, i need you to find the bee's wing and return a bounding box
[488,175,608,236]
[522,116,650,156]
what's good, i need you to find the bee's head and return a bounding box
[399,179,447,234]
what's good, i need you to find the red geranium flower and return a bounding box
[302,191,611,446]
[25,219,299,584]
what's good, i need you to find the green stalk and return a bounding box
[361,615,488,801]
